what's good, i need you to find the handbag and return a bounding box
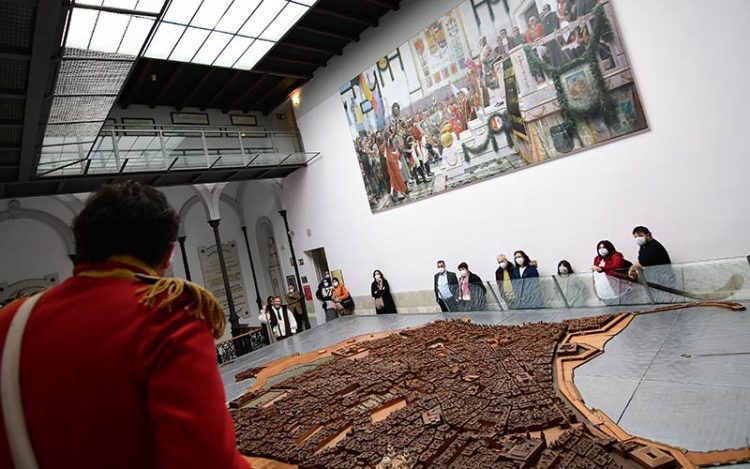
[341,297,355,311]
[374,297,385,309]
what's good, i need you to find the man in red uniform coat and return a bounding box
[0,181,250,469]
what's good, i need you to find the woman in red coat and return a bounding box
[592,240,633,301]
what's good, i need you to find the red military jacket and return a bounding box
[0,257,250,469]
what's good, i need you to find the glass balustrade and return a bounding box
[36,125,317,177]
[351,256,750,315]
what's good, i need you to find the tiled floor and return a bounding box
[221,304,750,453]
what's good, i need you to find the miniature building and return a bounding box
[230,317,681,468]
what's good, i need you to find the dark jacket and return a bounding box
[495,265,515,282]
[371,279,397,314]
[510,265,539,279]
[433,271,458,301]
[638,239,671,267]
[510,265,541,308]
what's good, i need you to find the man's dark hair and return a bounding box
[632,225,651,235]
[73,181,178,266]
[437,260,446,265]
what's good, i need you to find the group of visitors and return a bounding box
[315,272,355,322]
[427,225,672,312]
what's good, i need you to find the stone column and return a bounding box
[278,209,310,330]
[177,235,191,281]
[208,219,240,336]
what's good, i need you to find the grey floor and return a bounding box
[221,304,750,453]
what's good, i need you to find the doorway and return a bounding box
[306,247,330,287]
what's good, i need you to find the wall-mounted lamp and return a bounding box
[290,90,301,108]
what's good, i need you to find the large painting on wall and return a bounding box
[339,0,647,213]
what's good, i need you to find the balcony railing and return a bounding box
[37,125,319,178]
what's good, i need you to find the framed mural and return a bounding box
[339,0,647,213]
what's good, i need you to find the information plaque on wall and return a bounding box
[198,241,249,319]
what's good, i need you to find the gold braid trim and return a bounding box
[136,275,226,339]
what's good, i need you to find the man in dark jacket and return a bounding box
[433,260,458,312]
[631,226,671,269]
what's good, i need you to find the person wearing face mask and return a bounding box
[434,260,458,312]
[285,284,303,329]
[628,226,678,302]
[258,295,275,345]
[629,226,671,275]
[456,262,487,312]
[494,254,516,303]
[371,270,398,314]
[556,260,585,307]
[510,250,542,308]
[592,240,633,302]
[318,278,338,322]
[267,296,297,340]
[332,278,355,315]
[315,271,332,302]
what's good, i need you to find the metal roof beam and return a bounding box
[176,68,215,111]
[149,63,186,108]
[18,0,67,182]
[202,70,242,110]
[224,74,271,114]
[294,25,358,42]
[311,7,378,27]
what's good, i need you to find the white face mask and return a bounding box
[459,270,468,277]
[598,248,609,257]
[559,267,569,275]
[333,282,339,288]
[375,274,382,280]
[437,267,446,273]
[499,261,508,269]
[635,236,647,246]
[515,257,525,266]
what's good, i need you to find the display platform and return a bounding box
[224,304,750,468]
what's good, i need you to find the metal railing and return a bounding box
[216,327,267,365]
[37,124,319,178]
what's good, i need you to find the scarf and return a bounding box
[502,269,514,298]
[459,274,471,300]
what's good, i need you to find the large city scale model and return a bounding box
[230,303,749,469]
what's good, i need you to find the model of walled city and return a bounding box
[230,303,749,469]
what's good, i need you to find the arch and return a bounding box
[52,194,85,217]
[0,200,75,255]
[237,180,284,219]
[177,193,243,237]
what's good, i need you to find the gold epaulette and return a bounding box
[135,275,226,339]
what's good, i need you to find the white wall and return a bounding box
[0,182,296,336]
[282,0,750,299]
[0,218,72,287]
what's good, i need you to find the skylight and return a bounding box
[144,0,316,70]
[38,0,167,176]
